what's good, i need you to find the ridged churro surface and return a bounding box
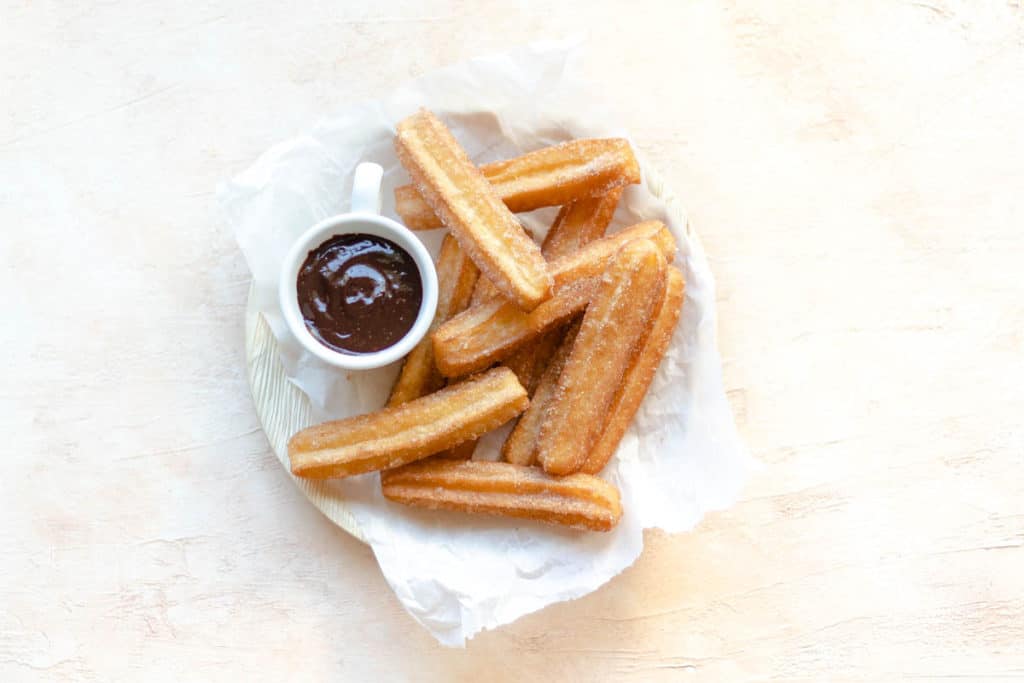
[394,109,552,311]
[289,367,528,479]
[538,239,667,475]
[394,139,639,230]
[381,459,623,532]
[581,267,685,474]
[501,187,624,393]
[433,222,676,377]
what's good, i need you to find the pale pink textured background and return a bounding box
[2,1,1022,680]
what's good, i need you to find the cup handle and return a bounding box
[351,162,384,214]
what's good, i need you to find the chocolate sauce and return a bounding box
[296,234,423,354]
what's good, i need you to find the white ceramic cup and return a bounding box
[278,162,439,371]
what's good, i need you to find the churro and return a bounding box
[538,239,667,476]
[394,139,640,230]
[394,109,552,311]
[502,320,581,466]
[433,280,596,378]
[582,267,686,474]
[433,221,676,377]
[388,234,478,407]
[380,459,623,532]
[450,187,624,469]
[542,187,624,256]
[467,221,540,306]
[502,187,624,393]
[289,367,528,479]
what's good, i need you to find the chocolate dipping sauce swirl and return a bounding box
[297,234,423,354]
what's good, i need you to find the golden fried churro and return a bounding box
[468,193,631,311]
[502,187,624,393]
[388,234,479,407]
[582,267,686,474]
[546,221,674,288]
[450,188,623,468]
[289,367,528,479]
[394,109,552,311]
[380,459,623,532]
[538,239,668,475]
[467,221,540,306]
[542,187,623,256]
[433,221,676,377]
[502,320,581,466]
[394,139,640,231]
[437,201,564,454]
[433,280,596,378]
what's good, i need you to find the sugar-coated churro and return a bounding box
[451,187,624,467]
[465,187,620,314]
[388,234,478,407]
[433,280,596,378]
[502,186,624,395]
[394,109,552,311]
[380,459,623,532]
[502,320,581,466]
[289,367,528,479]
[542,187,623,256]
[467,221,540,306]
[582,267,686,474]
[432,221,676,377]
[395,139,640,231]
[538,239,667,475]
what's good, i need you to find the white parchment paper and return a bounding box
[219,41,751,646]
